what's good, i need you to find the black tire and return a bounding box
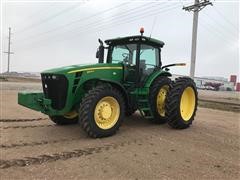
[49,115,78,125]
[149,76,172,124]
[166,77,198,129]
[78,84,125,138]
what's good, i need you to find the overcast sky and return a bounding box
[1,0,239,79]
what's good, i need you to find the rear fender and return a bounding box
[144,70,172,88]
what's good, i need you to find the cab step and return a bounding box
[136,92,153,119]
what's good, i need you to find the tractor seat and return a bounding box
[139,60,146,71]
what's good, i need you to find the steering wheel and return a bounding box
[122,53,129,58]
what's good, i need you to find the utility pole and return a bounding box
[4,27,14,73]
[183,0,212,78]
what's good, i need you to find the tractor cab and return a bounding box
[96,29,165,87]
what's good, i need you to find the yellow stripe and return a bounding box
[68,66,123,74]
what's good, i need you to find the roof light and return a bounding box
[140,27,144,36]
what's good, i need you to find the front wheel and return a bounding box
[79,84,125,138]
[166,77,198,129]
[149,76,172,124]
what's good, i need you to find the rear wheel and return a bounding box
[149,76,172,124]
[166,77,198,129]
[79,84,125,138]
[50,111,78,125]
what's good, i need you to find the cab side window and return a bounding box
[139,44,160,81]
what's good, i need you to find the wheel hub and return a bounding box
[99,103,112,119]
[94,96,120,130]
[156,85,169,117]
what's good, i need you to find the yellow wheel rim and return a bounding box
[156,85,169,117]
[94,96,120,130]
[180,87,196,121]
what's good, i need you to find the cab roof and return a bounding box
[105,35,165,48]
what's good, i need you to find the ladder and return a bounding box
[131,88,153,119]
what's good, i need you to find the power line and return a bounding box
[15,2,161,43]
[15,1,183,48]
[15,2,129,42]
[15,3,174,50]
[80,4,181,37]
[213,6,238,31]
[200,13,237,40]
[36,4,179,50]
[15,1,87,34]
[16,3,181,52]
[87,4,181,41]
[3,28,14,73]
[13,2,56,29]
[203,10,238,36]
[147,0,188,37]
[14,2,165,47]
[198,22,239,64]
[199,20,235,48]
[51,2,169,36]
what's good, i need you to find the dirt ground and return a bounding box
[0,82,239,179]
[198,89,240,105]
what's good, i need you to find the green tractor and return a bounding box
[18,29,198,138]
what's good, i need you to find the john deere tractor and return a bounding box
[18,29,198,138]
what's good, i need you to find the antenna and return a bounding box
[150,16,158,38]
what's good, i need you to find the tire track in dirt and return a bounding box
[0,138,80,149]
[0,137,144,169]
[0,124,54,129]
[0,118,48,123]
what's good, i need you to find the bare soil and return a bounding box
[198,89,240,104]
[0,76,41,83]
[0,82,239,179]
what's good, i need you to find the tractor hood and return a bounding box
[41,63,123,75]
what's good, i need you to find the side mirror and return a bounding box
[98,38,103,45]
[96,38,104,63]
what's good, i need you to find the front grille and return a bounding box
[72,72,82,93]
[41,74,68,110]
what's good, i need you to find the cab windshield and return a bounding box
[108,44,137,65]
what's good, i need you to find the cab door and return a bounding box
[123,44,138,86]
[138,44,160,86]
[109,44,138,88]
